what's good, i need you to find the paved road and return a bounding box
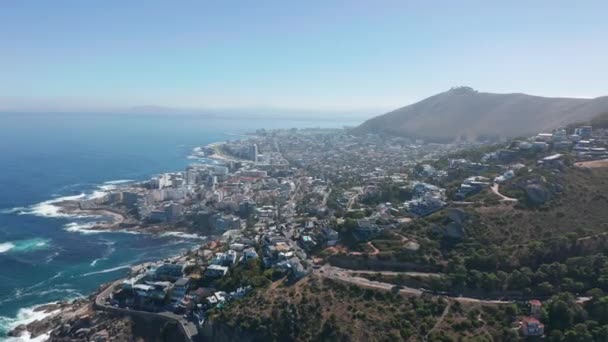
[316,265,510,305]
[340,268,440,278]
[320,265,423,295]
[95,278,199,342]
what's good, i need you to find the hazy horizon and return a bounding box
[2,1,608,113]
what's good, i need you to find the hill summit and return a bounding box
[354,87,608,142]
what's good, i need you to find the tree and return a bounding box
[564,324,593,342]
[548,294,578,331]
[589,296,608,325]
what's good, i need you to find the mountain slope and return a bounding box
[354,87,608,142]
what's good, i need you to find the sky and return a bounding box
[1,0,608,114]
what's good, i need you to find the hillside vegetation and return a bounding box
[211,276,447,341]
[354,87,608,142]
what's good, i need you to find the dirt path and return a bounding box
[491,183,518,202]
[367,242,379,255]
[425,302,451,340]
[348,241,380,256]
[575,158,608,168]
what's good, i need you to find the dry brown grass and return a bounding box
[468,166,608,246]
[214,275,447,341]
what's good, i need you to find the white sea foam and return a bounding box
[33,288,83,299]
[161,231,205,240]
[0,239,50,254]
[81,265,131,277]
[0,207,27,214]
[0,303,59,341]
[2,330,50,342]
[104,179,133,185]
[0,242,15,253]
[90,258,102,266]
[63,222,104,234]
[115,229,142,235]
[63,222,142,236]
[9,178,135,221]
[15,193,89,218]
[44,251,60,264]
[88,190,108,199]
[97,179,133,192]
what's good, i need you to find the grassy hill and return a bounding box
[354,87,608,142]
[210,276,447,341]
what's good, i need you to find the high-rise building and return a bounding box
[251,144,259,162]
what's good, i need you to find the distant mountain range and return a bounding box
[354,87,608,142]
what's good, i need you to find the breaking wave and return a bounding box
[0,239,50,254]
[161,231,205,240]
[81,265,131,277]
[0,303,59,340]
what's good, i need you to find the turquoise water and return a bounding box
[0,112,359,338]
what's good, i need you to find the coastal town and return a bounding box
[11,122,608,341]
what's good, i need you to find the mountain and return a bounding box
[354,87,608,142]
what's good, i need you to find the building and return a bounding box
[353,219,381,241]
[210,214,241,232]
[212,250,238,266]
[122,191,140,208]
[520,317,544,337]
[454,176,491,200]
[538,154,564,169]
[574,126,593,139]
[529,300,542,318]
[405,195,446,217]
[171,277,191,299]
[205,264,229,278]
[251,144,259,162]
[535,133,553,142]
[321,227,339,246]
[299,235,317,251]
[242,247,258,262]
[154,263,184,281]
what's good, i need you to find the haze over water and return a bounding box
[0,112,359,338]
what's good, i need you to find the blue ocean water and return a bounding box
[0,112,359,338]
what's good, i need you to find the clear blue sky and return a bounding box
[1,0,607,112]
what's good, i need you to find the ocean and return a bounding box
[0,112,360,340]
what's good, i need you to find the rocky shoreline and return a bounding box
[54,200,202,237]
[7,286,116,341]
[8,295,170,342]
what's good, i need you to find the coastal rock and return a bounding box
[35,303,62,312]
[7,324,26,337]
[28,319,52,338]
[75,327,91,337]
[92,329,110,342]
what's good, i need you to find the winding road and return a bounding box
[316,265,511,305]
[94,279,199,341]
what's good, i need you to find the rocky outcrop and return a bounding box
[8,291,184,342]
[445,222,465,239]
[524,183,551,205]
[447,208,467,224]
